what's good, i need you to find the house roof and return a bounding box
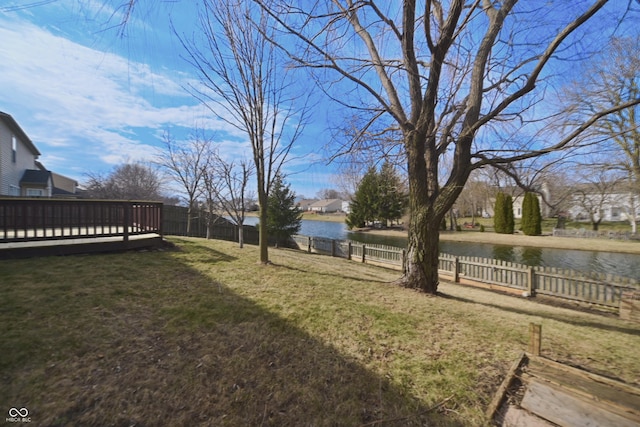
[20,169,52,186]
[0,111,41,156]
[309,198,342,207]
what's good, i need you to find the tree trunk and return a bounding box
[238,224,244,248]
[258,190,269,263]
[186,205,192,237]
[395,130,443,294]
[402,208,440,294]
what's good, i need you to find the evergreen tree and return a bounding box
[505,194,515,234]
[522,192,542,236]
[494,192,507,233]
[266,174,302,247]
[520,192,531,233]
[346,166,379,229]
[377,162,407,227]
[494,192,514,234]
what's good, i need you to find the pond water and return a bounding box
[241,217,640,281]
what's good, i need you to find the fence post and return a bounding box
[402,249,406,270]
[454,257,460,283]
[307,236,312,253]
[362,244,366,263]
[527,267,535,296]
[331,239,336,257]
[123,203,130,244]
[347,242,352,260]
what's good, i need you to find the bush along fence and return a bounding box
[290,234,640,314]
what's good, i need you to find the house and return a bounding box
[0,111,46,196]
[567,189,639,223]
[1,112,79,197]
[309,198,343,213]
[296,198,317,212]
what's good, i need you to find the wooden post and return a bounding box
[362,244,366,263]
[123,203,130,244]
[527,267,535,296]
[331,239,336,257]
[528,323,541,356]
[347,241,352,260]
[307,236,311,253]
[454,257,460,283]
[401,249,406,269]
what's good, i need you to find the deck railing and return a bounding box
[0,198,163,244]
[291,234,639,310]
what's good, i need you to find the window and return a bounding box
[12,135,17,163]
[9,185,20,196]
[26,189,44,197]
[611,207,621,219]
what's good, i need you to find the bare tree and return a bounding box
[255,0,640,293]
[200,155,224,240]
[316,189,342,200]
[211,155,254,248]
[177,0,310,264]
[157,131,210,236]
[569,164,624,230]
[564,35,640,234]
[84,161,164,200]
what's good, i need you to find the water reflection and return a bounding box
[492,245,516,263]
[521,247,543,266]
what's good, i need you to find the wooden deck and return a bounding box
[0,198,163,258]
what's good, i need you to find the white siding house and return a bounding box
[309,199,343,213]
[567,190,640,223]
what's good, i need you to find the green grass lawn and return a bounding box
[1,237,638,426]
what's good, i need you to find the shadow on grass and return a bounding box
[272,260,392,285]
[169,237,238,264]
[438,291,640,337]
[1,244,460,426]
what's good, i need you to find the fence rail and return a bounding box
[162,205,260,244]
[0,198,164,258]
[0,198,162,243]
[291,234,639,310]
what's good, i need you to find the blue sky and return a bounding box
[0,1,335,199]
[1,2,638,201]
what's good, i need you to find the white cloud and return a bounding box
[0,8,332,195]
[0,14,237,176]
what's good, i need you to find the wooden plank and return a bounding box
[527,357,640,412]
[486,352,527,421]
[501,405,556,427]
[458,277,525,295]
[521,379,640,427]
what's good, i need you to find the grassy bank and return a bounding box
[1,238,638,426]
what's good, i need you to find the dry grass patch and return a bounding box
[1,237,638,426]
